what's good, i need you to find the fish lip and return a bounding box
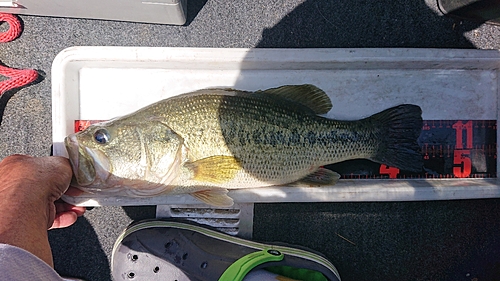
[65,135,80,174]
[64,134,95,186]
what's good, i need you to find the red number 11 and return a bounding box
[452,120,473,149]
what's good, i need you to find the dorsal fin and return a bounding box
[259,84,332,114]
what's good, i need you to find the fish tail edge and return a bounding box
[370,104,423,172]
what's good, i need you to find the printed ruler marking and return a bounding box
[75,119,497,179]
[333,120,497,179]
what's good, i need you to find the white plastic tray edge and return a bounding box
[61,178,500,206]
[52,47,500,206]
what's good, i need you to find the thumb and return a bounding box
[34,156,74,198]
[50,211,78,229]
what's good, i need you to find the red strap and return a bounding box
[0,13,22,42]
[0,13,38,96]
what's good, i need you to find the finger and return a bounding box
[0,155,70,200]
[55,201,86,217]
[70,206,86,217]
[36,156,73,194]
[50,211,78,229]
[0,154,33,176]
[0,154,32,164]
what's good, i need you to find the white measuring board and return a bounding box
[52,47,500,207]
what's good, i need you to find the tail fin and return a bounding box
[370,104,423,172]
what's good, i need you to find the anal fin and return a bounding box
[191,188,234,207]
[293,168,340,187]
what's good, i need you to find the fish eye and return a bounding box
[93,129,110,144]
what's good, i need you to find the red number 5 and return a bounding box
[453,150,471,178]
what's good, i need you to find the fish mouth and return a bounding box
[65,134,96,186]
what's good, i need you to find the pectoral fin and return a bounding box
[185,156,242,184]
[293,168,340,186]
[191,188,234,207]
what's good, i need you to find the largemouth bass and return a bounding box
[65,85,423,206]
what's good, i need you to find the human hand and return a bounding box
[0,155,85,229]
[0,155,86,266]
